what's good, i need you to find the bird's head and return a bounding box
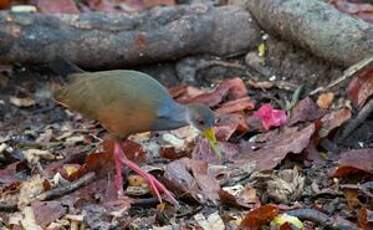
[186,103,222,159]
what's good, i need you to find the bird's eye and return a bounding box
[197,120,205,125]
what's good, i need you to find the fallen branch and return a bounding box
[36,172,96,201]
[336,98,373,142]
[286,209,358,230]
[244,0,373,67]
[0,5,260,68]
[310,56,373,95]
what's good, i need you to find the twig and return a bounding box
[36,172,96,201]
[0,201,17,212]
[335,98,373,142]
[286,209,358,230]
[340,182,373,199]
[132,197,159,207]
[310,56,373,95]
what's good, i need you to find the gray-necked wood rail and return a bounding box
[53,63,221,205]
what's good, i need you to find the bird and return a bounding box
[53,63,221,205]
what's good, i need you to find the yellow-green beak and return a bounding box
[202,128,222,159]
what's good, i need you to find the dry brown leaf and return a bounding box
[164,158,220,203]
[31,201,67,228]
[333,148,373,177]
[239,204,279,230]
[289,97,326,126]
[317,92,334,109]
[9,96,36,107]
[177,77,248,107]
[238,124,315,171]
[319,108,352,138]
[347,67,373,108]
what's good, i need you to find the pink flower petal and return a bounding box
[253,104,287,130]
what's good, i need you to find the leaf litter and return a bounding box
[1,40,373,230]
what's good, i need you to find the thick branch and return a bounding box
[0,5,260,68]
[244,0,373,67]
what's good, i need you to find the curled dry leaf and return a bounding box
[24,149,56,165]
[220,185,260,208]
[253,104,287,130]
[289,97,326,126]
[239,204,279,230]
[347,67,373,108]
[177,77,248,107]
[163,158,220,203]
[238,124,315,171]
[9,96,36,107]
[333,148,373,177]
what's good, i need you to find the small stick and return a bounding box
[286,209,358,230]
[336,98,373,142]
[36,172,96,201]
[0,201,17,212]
[310,56,373,95]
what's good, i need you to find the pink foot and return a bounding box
[114,142,178,205]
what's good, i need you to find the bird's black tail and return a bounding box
[49,56,85,77]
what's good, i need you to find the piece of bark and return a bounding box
[0,4,260,69]
[243,0,373,67]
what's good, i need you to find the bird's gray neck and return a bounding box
[150,102,190,131]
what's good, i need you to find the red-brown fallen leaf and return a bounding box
[220,185,260,209]
[238,124,315,171]
[289,97,326,126]
[163,158,220,203]
[253,104,287,130]
[70,139,145,180]
[178,77,248,106]
[35,0,79,13]
[0,161,27,185]
[215,97,255,114]
[169,85,205,101]
[333,148,373,177]
[239,204,279,230]
[347,67,373,108]
[31,201,67,228]
[0,0,11,9]
[359,208,373,230]
[192,138,239,163]
[319,108,352,138]
[215,112,248,141]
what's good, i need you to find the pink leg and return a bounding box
[114,142,178,205]
[113,147,124,196]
